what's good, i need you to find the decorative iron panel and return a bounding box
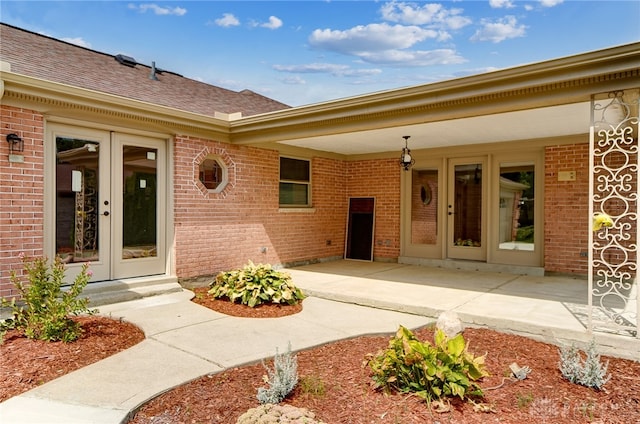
[589,89,640,338]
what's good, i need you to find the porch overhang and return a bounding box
[230,42,640,158]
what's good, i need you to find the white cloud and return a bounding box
[273,63,382,77]
[489,0,515,8]
[358,48,466,66]
[128,3,187,16]
[274,63,350,73]
[470,16,526,43]
[308,22,465,67]
[214,13,240,27]
[309,23,438,54]
[380,2,472,30]
[281,75,306,85]
[539,0,564,7]
[261,16,283,30]
[61,37,91,48]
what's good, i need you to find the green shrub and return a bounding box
[0,255,96,343]
[367,326,489,402]
[299,374,326,397]
[209,261,305,308]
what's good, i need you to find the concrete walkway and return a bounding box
[1,261,638,423]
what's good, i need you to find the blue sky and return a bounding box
[2,1,639,106]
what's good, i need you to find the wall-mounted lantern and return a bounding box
[6,133,25,163]
[6,133,23,153]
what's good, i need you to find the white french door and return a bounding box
[48,124,166,283]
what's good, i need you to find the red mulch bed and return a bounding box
[190,287,303,318]
[129,289,640,424]
[0,316,145,402]
[3,289,639,424]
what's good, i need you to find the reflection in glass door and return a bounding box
[499,164,534,251]
[448,159,486,261]
[122,146,158,260]
[112,134,165,279]
[55,133,110,281]
[411,169,438,245]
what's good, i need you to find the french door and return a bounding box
[48,124,166,283]
[447,157,487,261]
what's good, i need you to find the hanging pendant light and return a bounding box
[399,135,414,171]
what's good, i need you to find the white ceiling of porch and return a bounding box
[277,101,592,156]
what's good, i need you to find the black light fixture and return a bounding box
[399,135,414,171]
[6,133,24,153]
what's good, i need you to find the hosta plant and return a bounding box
[209,261,305,308]
[0,255,96,343]
[367,325,489,402]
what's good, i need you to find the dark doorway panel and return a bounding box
[345,197,375,261]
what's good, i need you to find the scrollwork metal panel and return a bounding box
[589,89,640,338]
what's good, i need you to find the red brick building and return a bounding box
[1,23,639,301]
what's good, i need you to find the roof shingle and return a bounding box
[0,23,290,117]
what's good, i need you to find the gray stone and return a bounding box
[436,310,463,338]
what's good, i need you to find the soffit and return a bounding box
[276,102,591,155]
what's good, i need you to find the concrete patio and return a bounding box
[285,260,639,361]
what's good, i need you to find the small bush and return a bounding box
[237,404,325,424]
[559,339,610,390]
[0,255,96,343]
[299,375,326,397]
[209,261,305,308]
[257,343,299,404]
[367,326,489,402]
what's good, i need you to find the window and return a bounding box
[279,157,310,206]
[199,157,227,192]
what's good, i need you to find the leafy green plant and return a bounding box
[559,339,610,390]
[0,255,96,343]
[299,374,326,397]
[257,343,298,404]
[209,261,305,308]
[367,326,489,403]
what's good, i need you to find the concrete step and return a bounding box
[81,276,184,307]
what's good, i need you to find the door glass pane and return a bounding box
[411,169,438,245]
[56,138,100,263]
[453,164,482,247]
[499,164,534,251]
[122,146,157,259]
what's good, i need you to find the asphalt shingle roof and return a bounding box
[0,23,290,117]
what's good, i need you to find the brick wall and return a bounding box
[0,109,592,293]
[173,147,403,280]
[0,105,45,298]
[544,143,590,275]
[173,136,350,279]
